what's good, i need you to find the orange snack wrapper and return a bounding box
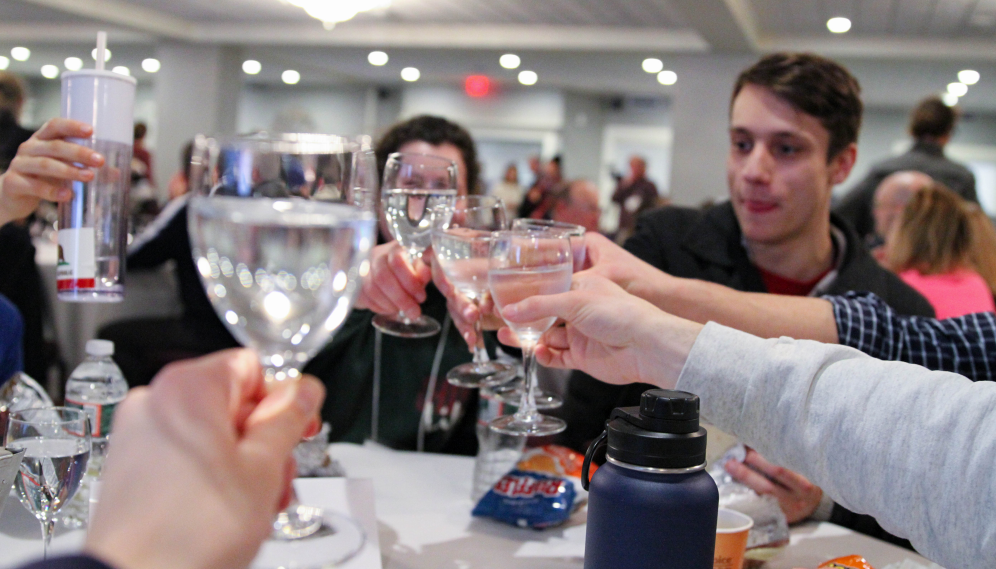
[818,555,875,569]
[517,445,595,478]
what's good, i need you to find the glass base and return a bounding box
[491,381,563,410]
[490,413,566,437]
[372,313,441,338]
[271,504,324,540]
[253,510,365,568]
[446,361,517,388]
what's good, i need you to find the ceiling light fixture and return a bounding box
[401,67,420,82]
[11,47,30,62]
[368,51,388,66]
[941,92,959,107]
[947,82,968,97]
[518,70,538,86]
[282,70,301,84]
[657,70,677,85]
[642,58,663,74]
[112,66,130,76]
[958,69,980,85]
[91,48,111,62]
[142,58,161,73]
[64,57,83,71]
[287,0,390,27]
[0,56,8,70]
[827,17,851,33]
[40,65,59,79]
[499,54,520,69]
[243,60,262,75]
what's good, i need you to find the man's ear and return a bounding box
[828,143,858,186]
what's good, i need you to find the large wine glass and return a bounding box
[372,152,458,338]
[431,195,516,388]
[6,407,90,559]
[187,133,376,565]
[488,230,573,436]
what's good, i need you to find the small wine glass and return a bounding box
[372,152,459,338]
[188,133,375,565]
[431,195,516,388]
[488,230,573,436]
[6,407,90,559]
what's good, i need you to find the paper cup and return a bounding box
[714,508,753,569]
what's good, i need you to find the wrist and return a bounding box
[642,311,703,389]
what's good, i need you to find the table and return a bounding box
[0,442,939,569]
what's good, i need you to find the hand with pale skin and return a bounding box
[431,257,502,352]
[355,241,432,319]
[0,118,105,226]
[84,349,325,569]
[725,447,824,524]
[496,271,702,388]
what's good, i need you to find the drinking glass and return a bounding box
[6,407,90,559]
[488,230,573,436]
[187,133,375,564]
[491,218,588,408]
[431,195,516,388]
[372,152,459,338]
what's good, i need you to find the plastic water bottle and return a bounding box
[471,386,526,502]
[65,339,128,465]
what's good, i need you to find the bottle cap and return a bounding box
[85,339,114,357]
[603,389,707,470]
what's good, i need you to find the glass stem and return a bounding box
[41,518,54,559]
[471,298,489,366]
[398,249,424,324]
[514,341,540,423]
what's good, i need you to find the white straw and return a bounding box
[95,31,107,72]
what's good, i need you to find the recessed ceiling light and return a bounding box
[90,48,111,62]
[368,51,388,66]
[112,66,130,76]
[142,58,161,73]
[518,70,538,86]
[941,92,959,107]
[0,56,8,70]
[64,57,83,71]
[243,60,262,75]
[827,17,851,33]
[401,67,420,82]
[499,54,520,69]
[40,65,59,79]
[657,70,677,85]
[11,47,30,62]
[642,58,663,74]
[958,69,980,85]
[282,69,301,84]
[947,82,968,97]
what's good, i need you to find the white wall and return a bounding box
[238,84,369,136]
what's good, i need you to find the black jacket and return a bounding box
[559,201,933,549]
[835,141,977,241]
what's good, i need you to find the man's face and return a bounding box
[727,84,855,246]
[553,183,601,232]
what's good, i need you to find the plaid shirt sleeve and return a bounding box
[825,291,996,382]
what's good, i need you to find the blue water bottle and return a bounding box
[582,389,719,569]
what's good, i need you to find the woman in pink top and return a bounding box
[884,184,996,318]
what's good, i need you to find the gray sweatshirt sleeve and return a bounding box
[676,322,996,569]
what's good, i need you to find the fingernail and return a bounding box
[90,152,104,165]
[462,307,474,320]
[503,304,517,319]
[295,379,323,414]
[57,188,73,200]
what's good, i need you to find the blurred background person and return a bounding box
[549,178,602,232]
[837,95,977,241]
[165,141,194,201]
[490,162,522,220]
[611,155,659,244]
[965,203,996,304]
[0,72,32,172]
[130,122,154,188]
[883,183,995,318]
[518,154,562,219]
[129,122,160,236]
[869,170,934,257]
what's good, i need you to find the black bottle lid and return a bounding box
[604,389,708,469]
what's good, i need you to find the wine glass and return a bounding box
[488,230,573,436]
[372,152,459,338]
[489,219,587,408]
[6,407,90,559]
[187,133,375,564]
[431,195,516,388]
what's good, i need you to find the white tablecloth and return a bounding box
[0,442,938,569]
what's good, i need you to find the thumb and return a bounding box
[240,377,325,462]
[502,289,584,326]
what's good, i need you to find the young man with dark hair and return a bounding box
[559,52,934,545]
[836,95,977,241]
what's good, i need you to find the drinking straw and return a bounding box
[95,31,107,72]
